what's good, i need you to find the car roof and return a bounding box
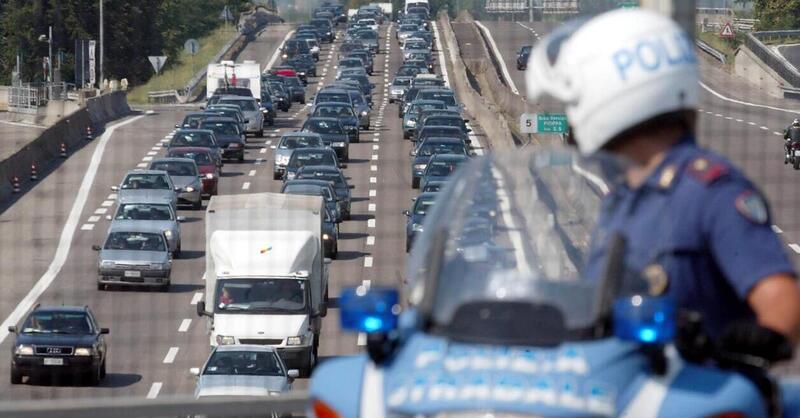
[214,344,278,353]
[298,165,340,173]
[108,223,169,235]
[150,157,197,165]
[167,146,213,154]
[292,147,334,154]
[281,132,322,138]
[32,305,89,314]
[202,117,238,123]
[285,179,334,188]
[314,102,352,108]
[125,169,168,176]
[420,137,465,144]
[306,116,342,122]
[429,153,468,161]
[174,128,215,134]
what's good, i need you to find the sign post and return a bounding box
[520,113,569,134]
[184,38,200,76]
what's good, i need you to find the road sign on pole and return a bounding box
[148,55,167,75]
[184,39,200,56]
[720,22,735,38]
[520,113,569,134]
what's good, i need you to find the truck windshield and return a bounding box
[215,279,307,314]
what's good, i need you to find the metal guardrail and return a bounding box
[696,39,726,64]
[0,392,310,418]
[746,30,800,88]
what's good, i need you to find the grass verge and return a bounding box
[127,25,240,104]
[697,31,744,65]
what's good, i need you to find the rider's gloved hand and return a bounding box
[716,321,794,365]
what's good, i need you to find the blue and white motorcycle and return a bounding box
[309,149,800,418]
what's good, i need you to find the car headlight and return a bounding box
[277,156,290,165]
[414,163,427,171]
[164,230,173,239]
[361,110,368,116]
[412,223,424,232]
[323,233,330,240]
[282,53,288,59]
[229,143,242,148]
[299,71,306,76]
[216,335,236,345]
[286,335,307,346]
[331,141,345,147]
[100,260,115,268]
[269,391,282,396]
[407,119,416,127]
[287,172,296,180]
[326,31,332,35]
[14,345,33,355]
[184,186,195,193]
[261,108,270,114]
[205,173,215,180]
[74,347,94,356]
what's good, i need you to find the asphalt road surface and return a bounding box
[0,19,483,400]
[476,19,800,373]
[778,44,800,73]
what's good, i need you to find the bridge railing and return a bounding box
[745,30,800,88]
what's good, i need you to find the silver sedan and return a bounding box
[191,345,297,398]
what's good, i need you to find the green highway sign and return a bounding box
[520,112,569,134]
[618,1,638,8]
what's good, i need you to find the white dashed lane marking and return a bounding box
[80,224,94,231]
[790,243,800,254]
[101,200,114,207]
[364,256,373,268]
[368,203,376,212]
[242,182,251,190]
[190,292,203,305]
[163,347,179,364]
[178,319,192,333]
[366,236,375,246]
[367,219,376,228]
[146,382,162,399]
[94,208,107,215]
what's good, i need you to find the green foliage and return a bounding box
[753,0,800,30]
[0,0,250,85]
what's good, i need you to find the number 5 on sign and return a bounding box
[520,113,569,134]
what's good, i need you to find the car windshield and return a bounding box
[280,136,322,149]
[520,45,532,54]
[393,77,411,86]
[284,77,301,86]
[357,31,377,39]
[422,127,463,138]
[349,92,365,105]
[426,160,462,177]
[121,173,171,190]
[201,121,240,136]
[407,149,613,345]
[149,161,197,176]
[215,279,307,313]
[289,151,335,168]
[207,109,239,120]
[318,93,350,104]
[284,184,334,201]
[21,312,92,334]
[419,92,457,106]
[418,143,466,157]
[411,102,445,114]
[104,232,166,252]
[114,203,173,221]
[298,170,343,187]
[422,182,443,193]
[168,150,213,165]
[413,197,436,215]
[314,106,354,118]
[340,59,362,67]
[171,132,215,148]
[203,350,284,377]
[219,99,256,111]
[425,117,462,127]
[304,119,343,134]
[182,114,206,128]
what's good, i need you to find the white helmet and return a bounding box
[526,9,699,155]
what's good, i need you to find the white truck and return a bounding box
[196,192,329,376]
[404,0,429,13]
[371,2,393,17]
[206,60,262,100]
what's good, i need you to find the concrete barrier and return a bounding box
[437,13,516,150]
[0,91,131,203]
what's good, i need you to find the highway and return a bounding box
[0,18,474,400]
[778,44,800,73]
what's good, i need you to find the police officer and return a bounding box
[784,119,800,165]
[525,9,800,356]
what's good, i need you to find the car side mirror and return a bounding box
[175,124,180,128]
[100,328,110,334]
[190,367,201,376]
[465,139,472,144]
[470,152,477,157]
[287,369,300,379]
[92,244,102,251]
[196,301,211,317]
[174,186,182,192]
[324,258,333,265]
[403,210,411,217]
[177,216,186,222]
[110,186,119,192]
[7,326,17,333]
[340,163,348,169]
[409,150,416,156]
[467,128,472,133]
[244,119,250,124]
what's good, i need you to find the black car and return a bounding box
[266,82,291,112]
[410,137,470,188]
[296,165,351,219]
[281,75,307,104]
[284,147,342,181]
[310,18,334,43]
[322,207,339,258]
[282,179,343,223]
[415,125,470,145]
[9,305,109,385]
[302,117,352,159]
[517,45,532,70]
[198,117,246,161]
[404,192,437,252]
[310,103,360,143]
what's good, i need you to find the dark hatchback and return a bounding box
[198,117,246,162]
[517,45,532,70]
[9,306,109,385]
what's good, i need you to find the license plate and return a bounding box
[43,358,63,366]
[794,151,800,157]
[124,270,141,278]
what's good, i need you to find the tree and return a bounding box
[753,0,800,30]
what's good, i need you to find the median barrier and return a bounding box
[0,91,131,204]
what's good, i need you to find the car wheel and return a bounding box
[403,132,409,139]
[273,171,282,180]
[302,350,316,378]
[212,186,219,196]
[300,98,306,104]
[160,283,170,292]
[97,283,106,291]
[10,366,22,384]
[406,239,411,253]
[174,242,181,258]
[99,360,107,379]
[412,177,420,189]
[193,199,202,210]
[238,154,245,162]
[86,366,101,386]
[257,129,265,138]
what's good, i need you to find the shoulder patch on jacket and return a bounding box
[686,157,729,185]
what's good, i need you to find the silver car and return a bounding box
[109,202,184,255]
[272,132,324,180]
[93,225,172,291]
[217,95,264,137]
[148,158,203,209]
[112,170,178,212]
[191,345,297,398]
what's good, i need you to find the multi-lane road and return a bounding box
[0,19,483,400]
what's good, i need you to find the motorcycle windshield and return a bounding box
[407,147,623,346]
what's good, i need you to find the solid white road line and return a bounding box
[147,382,163,399]
[432,22,450,86]
[700,81,800,114]
[789,243,800,254]
[178,319,192,332]
[163,347,179,364]
[0,115,144,346]
[475,21,519,95]
[191,292,203,305]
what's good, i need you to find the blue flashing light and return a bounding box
[339,286,400,334]
[613,296,676,345]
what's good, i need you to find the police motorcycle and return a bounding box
[784,126,800,170]
[309,148,800,418]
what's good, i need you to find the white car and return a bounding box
[191,345,298,398]
[357,18,378,32]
